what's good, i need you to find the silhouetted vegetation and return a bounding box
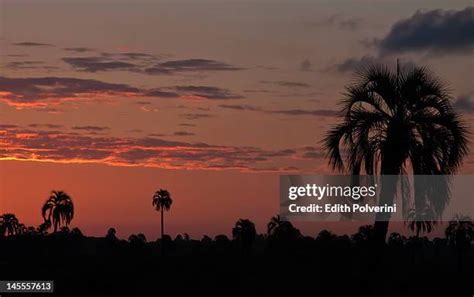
[1,210,472,296]
[324,63,469,241]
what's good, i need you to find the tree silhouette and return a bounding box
[405,207,437,238]
[232,219,257,253]
[37,220,51,235]
[324,63,468,241]
[0,213,20,236]
[445,214,473,248]
[41,191,74,233]
[267,215,300,242]
[152,189,173,240]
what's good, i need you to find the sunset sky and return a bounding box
[0,0,473,239]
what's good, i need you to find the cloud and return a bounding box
[5,61,58,71]
[454,95,474,113]
[0,76,242,108]
[0,124,18,129]
[332,55,382,73]
[300,59,313,72]
[144,89,180,98]
[172,86,242,100]
[260,81,311,88]
[0,126,322,172]
[72,126,110,132]
[219,104,263,111]
[219,104,339,118]
[173,131,195,136]
[119,52,157,60]
[269,109,341,117]
[12,42,53,47]
[378,7,474,55]
[179,113,214,120]
[298,146,325,159]
[63,57,140,72]
[0,76,140,107]
[145,85,241,100]
[144,59,242,75]
[64,47,94,53]
[28,123,63,129]
[306,14,362,31]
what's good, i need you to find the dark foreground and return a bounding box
[0,232,473,297]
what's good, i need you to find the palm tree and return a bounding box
[152,189,173,240]
[267,215,283,235]
[0,213,20,236]
[267,215,300,241]
[324,63,468,241]
[405,207,437,238]
[232,219,257,253]
[445,214,473,247]
[41,191,74,233]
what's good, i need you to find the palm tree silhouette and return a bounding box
[41,191,74,233]
[0,213,20,236]
[267,215,283,235]
[445,214,473,248]
[324,63,468,241]
[232,219,257,253]
[267,215,300,241]
[405,207,437,238]
[152,189,173,240]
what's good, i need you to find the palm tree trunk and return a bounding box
[161,207,164,239]
[161,208,165,256]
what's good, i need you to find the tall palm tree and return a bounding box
[152,189,173,240]
[0,213,20,236]
[41,191,74,233]
[324,63,468,241]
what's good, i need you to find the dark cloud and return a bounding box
[29,123,63,129]
[119,52,156,60]
[219,104,262,111]
[173,131,195,136]
[0,76,140,106]
[173,86,242,100]
[219,104,339,118]
[0,124,18,129]
[5,61,58,71]
[63,57,140,72]
[260,81,311,88]
[12,42,53,47]
[64,47,94,53]
[144,89,180,98]
[180,113,214,120]
[72,126,110,132]
[178,123,196,127]
[299,146,325,159]
[0,75,242,108]
[378,7,474,55]
[270,109,340,117]
[144,59,242,75]
[333,55,382,73]
[454,95,474,113]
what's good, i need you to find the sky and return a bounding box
[0,0,473,239]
